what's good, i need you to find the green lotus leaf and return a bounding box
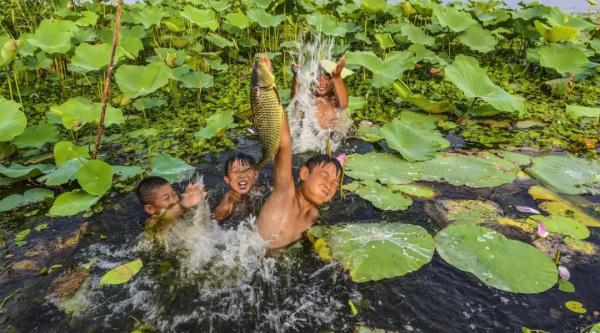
[566,105,600,120]
[50,97,124,130]
[458,24,498,53]
[100,258,142,285]
[40,158,85,186]
[0,188,54,212]
[149,154,195,183]
[380,111,449,162]
[133,97,167,111]
[68,43,115,73]
[309,223,434,282]
[119,36,143,60]
[181,6,219,31]
[246,8,285,28]
[544,7,597,31]
[0,163,53,179]
[400,23,435,46]
[178,71,214,89]
[351,181,413,211]
[209,0,231,12]
[392,81,454,114]
[433,5,477,32]
[534,21,579,43]
[347,96,366,114]
[54,141,90,166]
[589,323,600,333]
[48,190,100,217]
[28,19,78,54]
[11,122,59,149]
[345,152,419,184]
[360,0,387,13]
[435,224,558,293]
[387,183,436,199]
[409,43,447,66]
[590,39,600,55]
[243,0,272,9]
[116,62,171,99]
[355,123,383,143]
[527,215,590,240]
[445,55,524,114]
[345,51,414,88]
[195,110,235,141]
[113,165,145,180]
[128,128,159,138]
[77,159,113,196]
[535,44,590,76]
[305,13,355,37]
[432,199,503,225]
[130,6,166,28]
[75,10,99,26]
[374,33,395,49]
[162,16,186,32]
[225,11,251,29]
[526,155,600,195]
[0,98,26,141]
[205,33,234,48]
[0,36,19,68]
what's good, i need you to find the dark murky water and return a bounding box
[1,137,599,332]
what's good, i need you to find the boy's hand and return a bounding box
[291,63,300,75]
[180,183,206,209]
[260,53,273,71]
[331,57,346,78]
[223,189,242,205]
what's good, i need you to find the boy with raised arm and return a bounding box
[256,56,343,250]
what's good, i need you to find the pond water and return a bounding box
[1,137,599,333]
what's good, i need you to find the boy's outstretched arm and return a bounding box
[272,111,293,193]
[331,57,348,109]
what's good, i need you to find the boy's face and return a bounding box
[299,163,340,205]
[225,160,258,195]
[143,184,180,215]
[314,74,333,97]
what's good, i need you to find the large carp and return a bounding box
[250,54,283,169]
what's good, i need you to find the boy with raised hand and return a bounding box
[136,176,205,241]
[256,55,343,250]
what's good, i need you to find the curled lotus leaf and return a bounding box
[99,259,143,286]
[458,24,498,53]
[149,154,195,183]
[345,51,414,88]
[534,20,579,43]
[75,10,99,26]
[392,81,454,114]
[0,36,19,68]
[534,44,591,76]
[435,224,558,293]
[0,188,54,212]
[0,163,54,179]
[444,55,524,114]
[400,23,434,46]
[355,122,383,142]
[181,6,219,31]
[48,190,100,217]
[204,33,234,48]
[40,158,86,186]
[115,62,171,99]
[50,97,124,130]
[28,19,78,54]
[526,155,600,195]
[246,8,285,28]
[77,159,113,196]
[433,5,477,32]
[308,223,435,282]
[0,98,26,142]
[374,33,395,49]
[527,215,590,240]
[225,11,251,30]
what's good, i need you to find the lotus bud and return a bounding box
[537,223,548,238]
[558,266,570,281]
[359,120,373,126]
[336,153,347,166]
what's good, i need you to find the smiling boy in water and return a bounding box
[255,55,343,249]
[214,152,264,229]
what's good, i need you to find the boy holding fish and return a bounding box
[251,54,343,249]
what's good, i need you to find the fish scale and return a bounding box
[250,61,283,169]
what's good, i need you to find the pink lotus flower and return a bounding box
[558,266,571,281]
[336,153,347,166]
[515,205,541,214]
[537,223,548,238]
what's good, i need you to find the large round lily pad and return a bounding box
[115,62,171,99]
[310,223,435,282]
[76,160,113,196]
[435,224,558,293]
[527,215,590,240]
[48,190,100,217]
[526,155,600,195]
[0,98,26,142]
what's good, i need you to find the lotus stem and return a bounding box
[93,0,124,160]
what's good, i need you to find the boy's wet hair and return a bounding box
[136,176,170,205]
[303,154,342,179]
[224,152,256,175]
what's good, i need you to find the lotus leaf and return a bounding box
[181,6,218,31]
[527,215,589,240]
[360,0,387,13]
[392,81,454,114]
[400,23,435,46]
[99,259,143,286]
[544,7,597,31]
[590,39,600,55]
[68,43,115,73]
[309,223,434,282]
[387,183,435,199]
[0,36,19,68]
[445,55,524,114]
[374,33,395,49]
[75,10,99,26]
[458,25,498,53]
[435,224,558,293]
[128,128,159,138]
[0,163,53,178]
[528,186,600,228]
[0,98,26,141]
[40,158,85,186]
[149,154,195,183]
[225,11,251,29]
[345,152,419,184]
[534,21,579,43]
[0,188,54,212]
[345,51,414,88]
[195,110,235,141]
[77,160,113,196]
[49,97,95,130]
[433,6,477,32]
[177,71,214,90]
[306,13,355,37]
[526,155,600,195]
[54,141,90,166]
[535,44,590,76]
[48,190,100,217]
[209,0,231,12]
[409,43,447,66]
[350,181,413,211]
[244,0,272,9]
[246,8,285,28]
[566,105,600,120]
[116,62,170,99]
[205,33,234,48]
[347,96,366,114]
[133,98,167,111]
[12,122,59,149]
[380,111,449,161]
[28,19,78,54]
[355,123,382,142]
[432,200,503,225]
[131,6,166,28]
[113,166,144,180]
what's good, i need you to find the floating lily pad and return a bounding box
[48,190,100,217]
[565,300,586,314]
[115,62,170,99]
[431,200,502,225]
[435,224,558,293]
[526,155,600,195]
[149,154,195,183]
[113,165,144,180]
[77,160,113,196]
[0,163,53,178]
[528,186,600,228]
[566,105,600,120]
[349,181,413,211]
[345,51,415,88]
[309,223,435,282]
[40,158,86,186]
[0,98,26,142]
[99,259,143,286]
[345,152,420,184]
[527,215,589,240]
[387,183,436,199]
[0,188,54,212]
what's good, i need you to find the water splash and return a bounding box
[288,33,352,154]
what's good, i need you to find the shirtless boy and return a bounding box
[291,57,349,129]
[256,56,343,249]
[214,152,263,228]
